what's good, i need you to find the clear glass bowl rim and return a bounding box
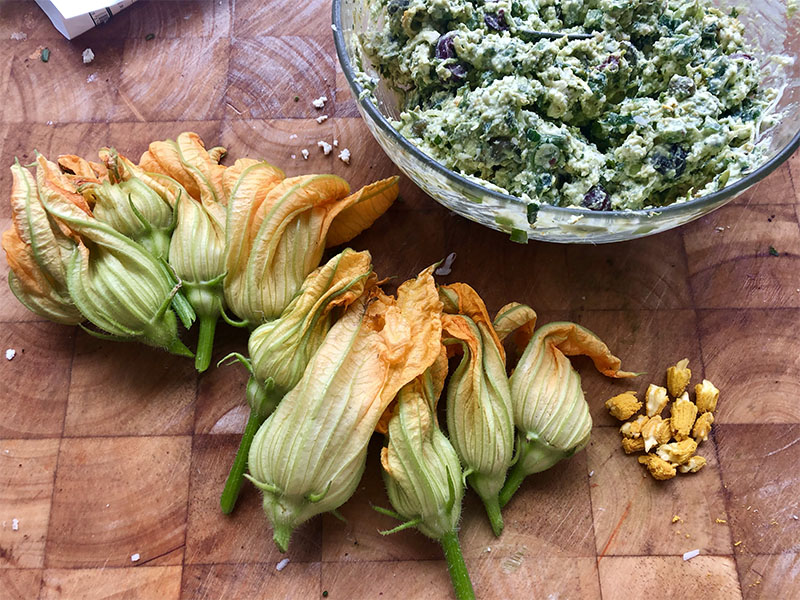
[331,0,800,221]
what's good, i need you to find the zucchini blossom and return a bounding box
[439,283,514,537]
[2,160,83,324]
[500,321,636,507]
[219,248,374,514]
[140,132,235,370]
[224,171,398,327]
[379,350,475,600]
[36,155,192,356]
[246,265,442,552]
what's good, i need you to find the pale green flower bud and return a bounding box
[381,351,463,540]
[247,265,443,552]
[500,321,636,507]
[249,248,373,396]
[39,160,192,356]
[2,160,82,324]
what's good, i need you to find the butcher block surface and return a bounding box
[0,1,799,599]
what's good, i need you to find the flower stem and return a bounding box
[498,462,527,509]
[194,313,218,372]
[481,494,504,537]
[220,408,265,514]
[440,530,475,600]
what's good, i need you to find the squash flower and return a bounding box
[379,350,475,600]
[246,265,442,552]
[75,149,175,260]
[140,132,248,371]
[224,171,398,327]
[36,155,193,356]
[499,321,636,507]
[219,248,373,514]
[2,160,83,324]
[439,283,514,537]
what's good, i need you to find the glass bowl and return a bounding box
[332,0,800,244]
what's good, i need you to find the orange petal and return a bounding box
[325,176,399,248]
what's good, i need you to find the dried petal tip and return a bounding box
[678,455,707,474]
[641,416,671,452]
[693,412,714,443]
[605,391,641,421]
[638,454,677,480]
[620,415,649,439]
[670,392,698,441]
[695,379,719,414]
[645,384,669,417]
[621,437,645,454]
[666,358,691,397]
[656,439,698,465]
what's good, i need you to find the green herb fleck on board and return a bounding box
[768,246,779,256]
[145,33,155,41]
[294,95,300,102]
[40,48,50,62]
[322,592,329,598]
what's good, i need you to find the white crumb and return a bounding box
[86,72,97,83]
[333,138,339,147]
[5,349,16,361]
[184,14,191,20]
[682,549,700,561]
[276,558,290,571]
[317,140,332,155]
[589,470,595,477]
[82,48,95,64]
[105,503,110,508]
[793,515,799,520]
[11,518,19,531]
[290,153,297,160]
[316,114,329,124]
[331,24,338,32]
[289,134,298,140]
[10,32,28,41]
[311,95,328,109]
[130,553,140,562]
[338,148,351,164]
[301,149,309,160]
[434,252,457,276]
[715,226,725,232]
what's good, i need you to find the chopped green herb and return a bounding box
[510,228,528,244]
[40,48,50,62]
[294,95,300,102]
[322,592,329,598]
[525,128,541,143]
[145,33,155,41]
[730,7,739,18]
[768,246,779,256]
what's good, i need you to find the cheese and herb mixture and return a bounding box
[362,0,778,210]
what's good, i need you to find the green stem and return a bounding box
[481,495,504,537]
[498,462,527,509]
[194,313,218,372]
[439,530,475,600]
[220,408,265,514]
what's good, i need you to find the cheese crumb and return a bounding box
[301,149,309,160]
[82,48,95,64]
[86,72,97,83]
[333,138,339,147]
[5,349,16,361]
[316,114,329,124]
[588,470,595,477]
[312,96,328,109]
[734,540,743,546]
[715,518,727,524]
[11,518,19,531]
[672,515,681,523]
[10,32,28,41]
[131,553,140,562]
[289,134,298,140]
[683,549,700,561]
[276,558,290,571]
[317,140,332,155]
[338,148,351,164]
[290,154,297,160]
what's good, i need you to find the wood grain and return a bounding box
[0,0,799,598]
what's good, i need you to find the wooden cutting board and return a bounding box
[1,1,798,598]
